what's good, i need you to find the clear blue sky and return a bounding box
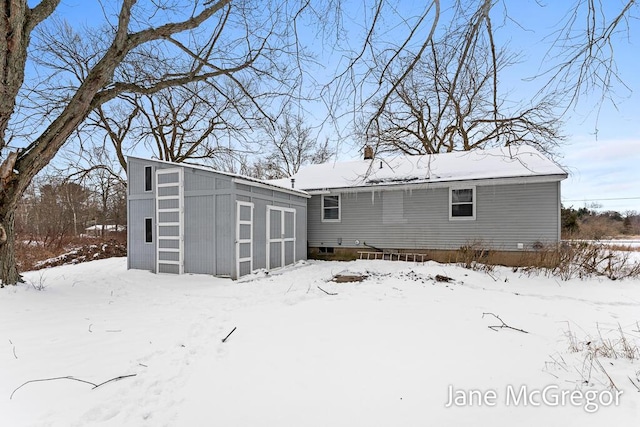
[45,1,640,212]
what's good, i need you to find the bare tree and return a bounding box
[15,178,92,248]
[80,78,259,173]
[327,0,637,143]
[250,111,334,179]
[38,145,128,238]
[0,0,320,285]
[536,0,637,114]
[135,82,251,165]
[362,26,563,156]
[89,101,141,174]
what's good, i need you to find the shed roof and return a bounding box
[127,156,310,197]
[269,145,567,192]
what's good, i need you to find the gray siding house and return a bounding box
[127,157,309,279]
[271,145,568,259]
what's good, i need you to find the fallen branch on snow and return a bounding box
[9,339,17,359]
[10,374,137,399]
[317,285,337,295]
[222,327,237,343]
[482,312,529,334]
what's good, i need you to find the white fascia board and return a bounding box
[233,178,311,198]
[302,174,567,194]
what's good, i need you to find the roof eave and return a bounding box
[303,173,568,194]
[127,156,310,197]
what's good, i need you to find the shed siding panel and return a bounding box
[128,158,154,196]
[184,170,217,192]
[251,198,269,270]
[295,205,307,260]
[184,195,216,274]
[307,182,560,251]
[127,198,155,271]
[215,194,234,276]
[216,178,231,190]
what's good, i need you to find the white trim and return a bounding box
[233,178,310,198]
[449,186,476,221]
[304,174,566,194]
[557,181,562,241]
[321,194,341,223]
[155,168,184,274]
[266,206,297,271]
[235,201,254,279]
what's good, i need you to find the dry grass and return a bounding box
[455,242,497,273]
[554,322,640,391]
[16,233,127,272]
[595,243,640,253]
[519,241,640,281]
[565,322,640,361]
[454,240,640,281]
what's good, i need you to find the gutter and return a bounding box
[304,174,568,195]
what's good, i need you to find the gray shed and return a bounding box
[127,157,309,279]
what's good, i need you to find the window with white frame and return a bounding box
[450,187,475,219]
[322,194,341,222]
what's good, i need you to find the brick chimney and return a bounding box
[364,145,374,160]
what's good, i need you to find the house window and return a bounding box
[145,217,153,243]
[144,166,153,192]
[450,187,475,220]
[322,195,340,222]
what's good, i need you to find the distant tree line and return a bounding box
[15,175,126,249]
[561,206,640,239]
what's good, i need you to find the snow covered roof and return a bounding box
[270,145,567,192]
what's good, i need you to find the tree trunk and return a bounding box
[0,210,20,287]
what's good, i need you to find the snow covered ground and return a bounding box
[1,258,639,426]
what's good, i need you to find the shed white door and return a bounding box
[266,206,296,270]
[236,201,254,278]
[155,168,184,274]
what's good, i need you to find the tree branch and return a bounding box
[482,312,529,334]
[10,374,137,399]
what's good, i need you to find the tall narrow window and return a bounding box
[322,194,341,222]
[144,166,153,192]
[145,217,153,243]
[450,188,475,220]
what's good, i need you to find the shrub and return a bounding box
[456,240,640,281]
